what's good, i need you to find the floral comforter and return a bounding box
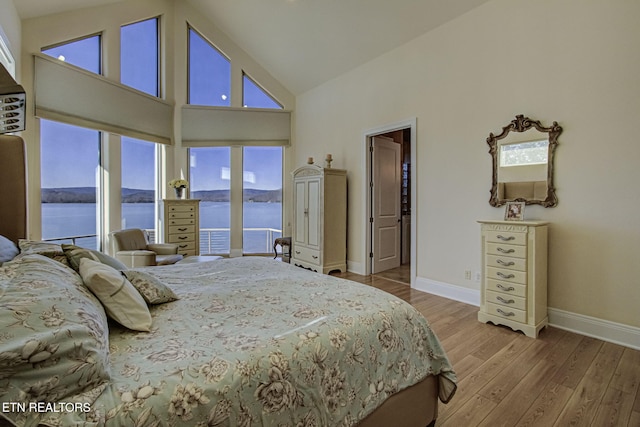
[4,256,456,426]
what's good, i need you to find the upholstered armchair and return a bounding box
[110,229,183,268]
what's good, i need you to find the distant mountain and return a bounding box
[192,189,282,203]
[191,189,229,202]
[41,187,281,203]
[41,187,98,203]
[242,189,282,203]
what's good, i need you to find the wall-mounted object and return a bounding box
[487,115,562,207]
[0,63,25,134]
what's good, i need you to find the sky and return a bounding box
[40,18,282,191]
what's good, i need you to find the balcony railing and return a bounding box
[43,227,283,255]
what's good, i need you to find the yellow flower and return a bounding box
[168,179,189,189]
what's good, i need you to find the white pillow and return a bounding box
[79,258,152,332]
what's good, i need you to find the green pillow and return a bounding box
[122,269,180,304]
[18,239,70,266]
[62,244,128,272]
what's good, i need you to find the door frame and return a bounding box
[362,117,417,285]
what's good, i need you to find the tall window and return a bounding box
[40,121,101,249]
[188,28,231,106]
[243,74,282,109]
[242,75,283,253]
[41,36,102,249]
[243,147,282,254]
[187,27,284,255]
[121,19,160,241]
[121,138,157,241]
[189,148,231,254]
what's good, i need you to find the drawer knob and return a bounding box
[497,284,515,292]
[497,259,515,266]
[497,247,515,254]
[497,308,515,317]
[179,236,188,240]
[312,255,318,259]
[178,227,187,231]
[497,272,515,279]
[497,296,515,304]
[295,251,301,254]
[497,235,515,241]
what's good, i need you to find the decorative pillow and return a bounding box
[122,269,180,304]
[0,255,110,416]
[0,234,19,263]
[17,239,70,266]
[79,258,152,332]
[62,243,128,272]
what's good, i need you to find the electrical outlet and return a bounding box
[464,270,471,280]
[475,271,481,282]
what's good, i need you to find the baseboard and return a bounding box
[347,260,364,275]
[414,277,640,350]
[548,308,640,351]
[414,277,480,307]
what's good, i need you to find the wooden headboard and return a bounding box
[0,135,27,243]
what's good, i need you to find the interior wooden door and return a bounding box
[371,136,401,273]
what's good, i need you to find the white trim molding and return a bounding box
[347,260,365,276]
[414,277,480,307]
[414,277,640,350]
[548,308,640,351]
[362,118,417,282]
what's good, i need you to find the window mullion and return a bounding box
[229,146,244,257]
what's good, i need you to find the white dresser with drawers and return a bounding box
[163,199,200,257]
[477,220,549,338]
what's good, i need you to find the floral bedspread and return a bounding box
[56,257,456,426]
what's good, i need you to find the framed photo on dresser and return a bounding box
[504,201,525,221]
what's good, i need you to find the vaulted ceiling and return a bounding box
[14,0,491,94]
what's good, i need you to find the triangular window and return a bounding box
[42,34,101,75]
[243,73,282,109]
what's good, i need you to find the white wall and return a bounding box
[295,0,640,331]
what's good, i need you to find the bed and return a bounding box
[0,135,456,427]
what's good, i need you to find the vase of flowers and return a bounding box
[169,179,189,199]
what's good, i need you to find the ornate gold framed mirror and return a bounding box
[487,115,562,207]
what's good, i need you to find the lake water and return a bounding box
[42,202,282,254]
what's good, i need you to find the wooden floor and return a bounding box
[333,270,640,427]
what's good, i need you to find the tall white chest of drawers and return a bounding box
[477,220,549,338]
[163,199,200,257]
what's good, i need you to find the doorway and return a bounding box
[363,118,416,286]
